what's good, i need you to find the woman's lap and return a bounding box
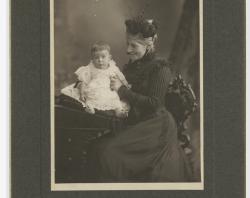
[87,110,192,182]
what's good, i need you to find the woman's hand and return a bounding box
[110,76,123,91]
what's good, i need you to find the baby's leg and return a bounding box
[85,102,95,114]
[114,107,128,118]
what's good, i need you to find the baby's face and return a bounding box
[92,50,111,69]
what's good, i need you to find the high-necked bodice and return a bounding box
[118,53,173,123]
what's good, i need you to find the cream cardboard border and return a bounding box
[50,0,204,191]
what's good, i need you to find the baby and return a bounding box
[61,42,130,117]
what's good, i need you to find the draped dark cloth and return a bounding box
[86,53,192,182]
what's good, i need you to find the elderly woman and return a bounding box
[87,17,192,182]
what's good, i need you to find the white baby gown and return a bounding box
[61,60,130,113]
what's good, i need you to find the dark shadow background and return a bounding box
[54,0,200,181]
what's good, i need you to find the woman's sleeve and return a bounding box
[118,66,172,111]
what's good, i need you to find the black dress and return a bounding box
[87,53,192,182]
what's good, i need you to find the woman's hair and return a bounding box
[125,17,158,38]
[90,41,111,56]
[125,17,158,53]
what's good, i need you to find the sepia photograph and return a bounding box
[51,0,203,190]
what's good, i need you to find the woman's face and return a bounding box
[126,38,147,62]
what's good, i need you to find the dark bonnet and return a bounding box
[125,17,158,38]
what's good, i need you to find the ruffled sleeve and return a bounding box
[74,65,91,84]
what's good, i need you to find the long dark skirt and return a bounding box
[87,109,192,182]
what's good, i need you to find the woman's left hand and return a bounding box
[110,76,123,91]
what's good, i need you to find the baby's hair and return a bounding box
[91,41,111,56]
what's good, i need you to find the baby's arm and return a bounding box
[113,68,131,89]
[74,65,91,101]
[78,81,87,102]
